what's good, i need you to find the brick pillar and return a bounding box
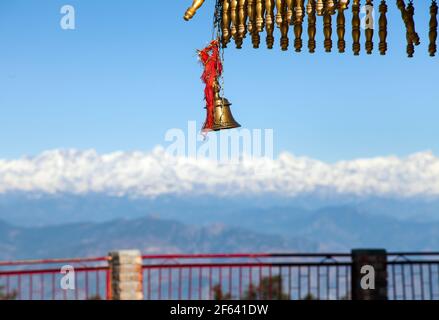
[351,249,387,300]
[109,250,143,300]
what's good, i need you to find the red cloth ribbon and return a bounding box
[198,40,223,132]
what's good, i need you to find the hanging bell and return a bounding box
[212,95,241,131]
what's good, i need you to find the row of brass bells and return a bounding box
[212,84,241,131]
[184,0,437,57]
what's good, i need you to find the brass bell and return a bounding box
[212,96,241,131]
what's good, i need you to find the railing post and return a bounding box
[108,250,143,300]
[351,249,388,300]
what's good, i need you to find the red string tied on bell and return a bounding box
[198,39,223,133]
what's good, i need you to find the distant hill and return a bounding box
[263,206,439,252]
[1,194,439,259]
[188,205,439,252]
[0,217,315,261]
[1,193,439,228]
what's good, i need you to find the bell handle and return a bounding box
[184,0,207,21]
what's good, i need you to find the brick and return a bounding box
[109,250,143,300]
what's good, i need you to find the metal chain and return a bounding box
[211,0,218,40]
[214,0,226,101]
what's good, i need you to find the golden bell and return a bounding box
[212,96,241,131]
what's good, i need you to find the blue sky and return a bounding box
[0,0,437,162]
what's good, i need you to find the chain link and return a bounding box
[213,0,226,100]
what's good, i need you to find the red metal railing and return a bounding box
[0,256,110,300]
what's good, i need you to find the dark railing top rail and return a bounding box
[387,252,439,263]
[141,253,353,260]
[142,252,439,260]
[142,261,353,269]
[388,260,439,265]
[387,252,439,256]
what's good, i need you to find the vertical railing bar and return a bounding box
[279,266,283,300]
[188,267,192,300]
[18,274,22,300]
[75,270,79,300]
[41,274,44,300]
[158,268,163,300]
[178,268,182,301]
[259,266,263,300]
[17,275,22,300]
[336,265,339,300]
[420,264,425,300]
[219,267,223,298]
[249,266,253,300]
[30,274,33,300]
[239,267,242,300]
[85,271,89,300]
[169,268,173,300]
[392,264,397,300]
[6,276,10,297]
[199,267,203,300]
[96,270,100,300]
[401,264,406,300]
[410,263,415,300]
[51,273,55,300]
[106,268,111,301]
[288,266,292,300]
[437,264,439,299]
[298,266,301,300]
[317,265,320,300]
[229,267,233,297]
[428,264,433,300]
[307,266,311,299]
[148,268,152,300]
[345,265,349,300]
[326,265,330,300]
[268,265,273,300]
[209,267,213,300]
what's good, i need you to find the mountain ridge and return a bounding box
[1,193,439,228]
[1,194,439,259]
[0,216,315,261]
